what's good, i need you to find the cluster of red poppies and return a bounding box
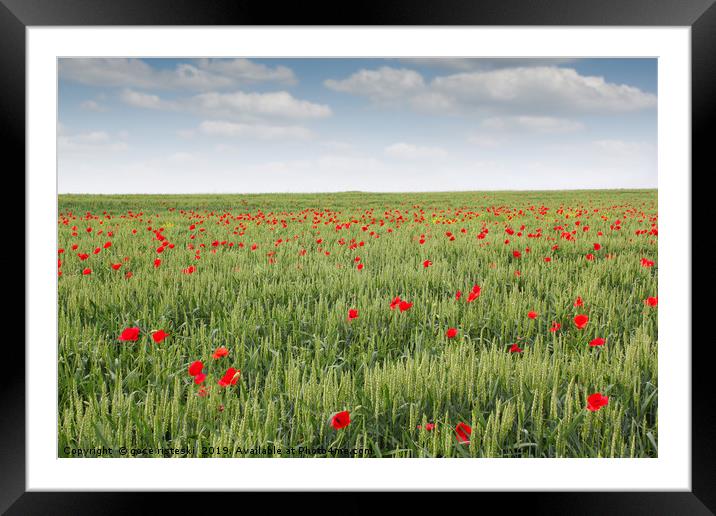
[341,287,658,425]
[187,350,240,398]
[118,326,169,344]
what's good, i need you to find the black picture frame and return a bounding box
[6,0,711,513]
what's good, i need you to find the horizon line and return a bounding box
[58,187,658,196]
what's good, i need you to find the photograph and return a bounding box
[56,56,659,459]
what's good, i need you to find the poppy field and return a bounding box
[57,189,658,458]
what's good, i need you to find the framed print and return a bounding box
[6,0,713,513]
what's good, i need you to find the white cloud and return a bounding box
[198,120,313,140]
[119,89,331,121]
[481,116,584,133]
[384,142,448,160]
[194,58,296,85]
[74,131,110,144]
[79,99,106,112]
[431,67,656,113]
[58,128,128,154]
[190,91,331,119]
[397,58,579,71]
[408,91,454,112]
[326,65,656,115]
[120,89,168,110]
[60,59,159,88]
[59,58,296,90]
[324,66,425,102]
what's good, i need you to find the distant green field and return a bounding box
[57,190,658,458]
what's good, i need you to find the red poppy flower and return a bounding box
[586,392,609,411]
[212,346,229,359]
[455,422,472,444]
[218,367,240,387]
[467,285,481,302]
[111,263,122,271]
[455,290,462,300]
[194,373,207,385]
[528,311,538,319]
[641,257,655,267]
[589,337,605,347]
[549,322,561,332]
[446,328,458,339]
[512,250,522,259]
[347,309,359,321]
[151,330,169,343]
[154,259,161,268]
[423,260,432,268]
[82,267,92,275]
[330,410,351,430]
[645,297,658,307]
[188,360,203,377]
[390,296,402,310]
[585,253,595,261]
[574,314,589,329]
[398,300,413,312]
[356,263,364,270]
[509,343,523,353]
[119,326,140,341]
[574,296,584,307]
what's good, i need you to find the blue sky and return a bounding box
[58,58,657,193]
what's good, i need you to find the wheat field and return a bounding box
[57,190,658,458]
